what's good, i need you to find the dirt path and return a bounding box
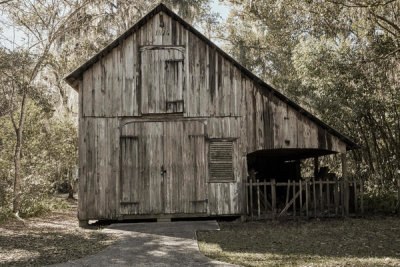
[0,206,116,266]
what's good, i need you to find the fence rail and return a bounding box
[245,177,364,220]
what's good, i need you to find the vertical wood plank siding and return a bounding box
[78,11,348,220]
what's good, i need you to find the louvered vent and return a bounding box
[209,141,234,182]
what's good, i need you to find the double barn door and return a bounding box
[120,121,207,215]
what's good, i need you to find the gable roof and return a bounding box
[64,3,358,150]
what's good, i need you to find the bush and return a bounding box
[364,191,398,214]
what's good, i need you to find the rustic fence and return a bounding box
[245,177,364,220]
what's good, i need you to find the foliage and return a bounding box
[0,100,77,218]
[223,0,400,198]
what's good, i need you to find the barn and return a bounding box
[65,3,358,226]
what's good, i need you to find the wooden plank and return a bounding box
[360,179,364,214]
[335,175,339,215]
[319,179,323,212]
[285,180,291,207]
[250,179,253,220]
[257,179,260,219]
[326,177,330,215]
[354,180,358,213]
[271,179,276,217]
[264,182,267,213]
[293,181,296,217]
[306,179,309,218]
[313,178,317,218]
[299,179,303,216]
[279,190,301,217]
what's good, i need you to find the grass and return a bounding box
[0,197,117,266]
[197,217,400,266]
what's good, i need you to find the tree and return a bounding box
[223,0,400,192]
[0,0,94,216]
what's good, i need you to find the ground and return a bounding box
[2,201,400,267]
[197,217,400,266]
[0,199,117,267]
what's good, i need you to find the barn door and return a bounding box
[140,47,185,114]
[120,121,207,215]
[120,122,164,215]
[163,121,207,214]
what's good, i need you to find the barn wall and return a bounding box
[78,11,347,220]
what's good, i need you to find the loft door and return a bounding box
[120,121,207,215]
[140,47,185,114]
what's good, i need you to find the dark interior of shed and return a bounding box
[246,148,338,210]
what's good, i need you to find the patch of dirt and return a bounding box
[0,200,117,267]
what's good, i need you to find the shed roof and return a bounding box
[65,3,358,150]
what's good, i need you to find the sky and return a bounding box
[0,0,231,50]
[210,1,230,20]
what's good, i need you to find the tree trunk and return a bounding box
[12,91,27,215]
[13,127,22,214]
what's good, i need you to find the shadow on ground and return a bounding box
[197,216,400,266]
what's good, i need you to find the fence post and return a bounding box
[341,153,349,216]
[313,178,317,218]
[257,179,260,219]
[271,179,276,218]
[354,180,358,214]
[250,179,253,220]
[334,175,339,215]
[299,179,303,216]
[293,181,296,218]
[360,178,364,214]
[306,178,309,219]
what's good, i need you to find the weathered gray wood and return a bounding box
[354,180,358,213]
[313,178,317,218]
[293,181,296,217]
[299,179,303,215]
[257,179,260,219]
[73,8,353,222]
[271,179,276,216]
[250,179,253,220]
[360,179,364,214]
[306,179,309,218]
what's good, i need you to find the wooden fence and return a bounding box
[245,177,364,220]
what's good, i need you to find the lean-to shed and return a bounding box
[65,3,357,225]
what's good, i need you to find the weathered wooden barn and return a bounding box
[65,3,358,225]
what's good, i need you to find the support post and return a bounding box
[313,178,317,218]
[314,157,319,178]
[250,179,253,220]
[271,179,276,217]
[299,179,303,216]
[293,181,296,218]
[334,175,339,215]
[306,179,309,219]
[360,178,364,214]
[257,179,260,219]
[341,153,349,216]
